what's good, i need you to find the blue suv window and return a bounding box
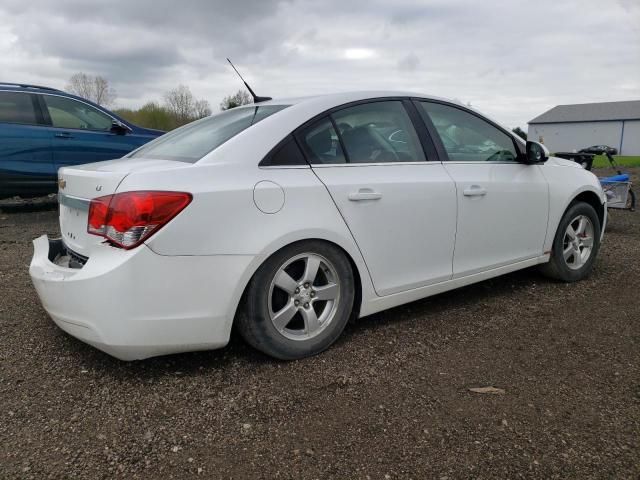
[0,91,38,125]
[42,95,113,131]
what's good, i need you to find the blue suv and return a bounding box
[0,83,164,198]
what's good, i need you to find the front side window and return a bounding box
[130,105,288,163]
[418,102,518,162]
[43,95,113,130]
[331,101,426,163]
[0,91,38,125]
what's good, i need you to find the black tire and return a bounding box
[237,240,355,360]
[539,202,601,282]
[627,188,636,211]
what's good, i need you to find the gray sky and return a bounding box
[1,0,638,129]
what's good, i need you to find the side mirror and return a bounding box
[524,141,549,164]
[111,120,130,135]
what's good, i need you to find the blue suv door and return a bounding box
[0,91,55,196]
[38,93,154,170]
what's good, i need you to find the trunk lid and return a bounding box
[57,158,187,257]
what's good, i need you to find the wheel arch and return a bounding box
[546,187,605,254]
[229,235,369,332]
[571,190,605,230]
[539,188,604,282]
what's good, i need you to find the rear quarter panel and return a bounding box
[117,162,377,317]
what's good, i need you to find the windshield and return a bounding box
[129,104,289,163]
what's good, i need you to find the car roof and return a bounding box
[254,90,460,109]
[0,82,64,93]
[0,82,109,108]
[202,90,520,167]
[231,90,512,137]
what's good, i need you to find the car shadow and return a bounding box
[0,197,58,214]
[339,266,539,340]
[68,266,543,380]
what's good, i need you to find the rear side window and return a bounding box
[300,118,346,164]
[130,105,289,163]
[0,91,38,125]
[331,101,426,163]
[263,137,306,166]
[42,95,113,131]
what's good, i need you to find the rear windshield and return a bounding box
[129,104,289,163]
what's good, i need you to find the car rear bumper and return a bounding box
[29,235,254,360]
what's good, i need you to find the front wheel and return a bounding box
[237,241,355,360]
[539,202,601,282]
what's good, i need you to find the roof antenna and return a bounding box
[226,58,272,103]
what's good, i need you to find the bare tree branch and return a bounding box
[194,99,212,118]
[163,85,211,126]
[66,73,116,106]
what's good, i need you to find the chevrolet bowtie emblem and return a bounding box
[58,178,66,190]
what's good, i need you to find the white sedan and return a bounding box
[30,91,606,360]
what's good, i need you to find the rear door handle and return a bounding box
[348,189,383,201]
[463,185,487,197]
[54,132,74,139]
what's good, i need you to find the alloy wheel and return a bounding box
[268,253,341,341]
[562,214,595,270]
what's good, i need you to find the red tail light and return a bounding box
[88,191,192,249]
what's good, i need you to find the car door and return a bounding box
[38,94,139,170]
[298,100,457,296]
[0,91,54,194]
[416,100,549,277]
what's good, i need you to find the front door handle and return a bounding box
[54,132,74,139]
[463,185,487,197]
[348,189,383,201]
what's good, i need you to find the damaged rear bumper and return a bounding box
[29,235,253,360]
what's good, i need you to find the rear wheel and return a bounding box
[539,202,601,282]
[237,241,355,360]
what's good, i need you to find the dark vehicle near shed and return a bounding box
[579,145,618,156]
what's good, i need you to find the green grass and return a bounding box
[592,155,640,169]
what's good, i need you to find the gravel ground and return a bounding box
[1,169,639,479]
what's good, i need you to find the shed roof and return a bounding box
[529,100,640,124]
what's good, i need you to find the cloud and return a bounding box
[0,0,638,128]
[398,53,420,72]
[344,48,377,60]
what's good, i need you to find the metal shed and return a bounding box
[528,100,640,155]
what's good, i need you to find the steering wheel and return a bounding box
[370,148,399,163]
[369,128,400,162]
[486,150,515,162]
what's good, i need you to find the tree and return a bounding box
[194,99,212,118]
[512,127,527,140]
[164,85,195,125]
[115,86,212,131]
[163,85,211,126]
[138,102,175,130]
[66,73,116,106]
[115,102,176,131]
[220,89,252,110]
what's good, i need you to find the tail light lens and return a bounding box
[88,191,192,249]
